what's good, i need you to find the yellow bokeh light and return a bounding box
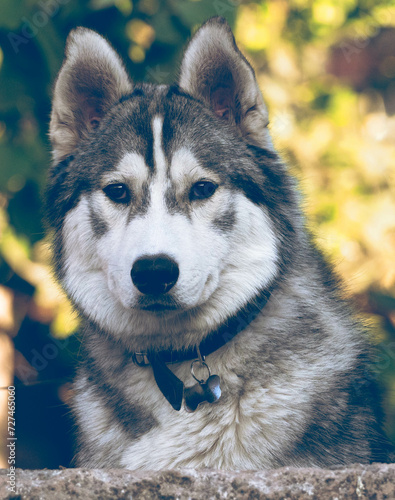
[236,5,271,51]
[51,301,80,339]
[312,2,345,26]
[115,0,133,15]
[128,44,145,63]
[126,19,155,49]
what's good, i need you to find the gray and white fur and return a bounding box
[46,17,393,469]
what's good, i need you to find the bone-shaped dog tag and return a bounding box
[184,374,221,413]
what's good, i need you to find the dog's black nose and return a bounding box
[131,254,179,295]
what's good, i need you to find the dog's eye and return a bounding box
[103,183,130,203]
[190,181,218,201]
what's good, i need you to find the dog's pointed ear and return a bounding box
[179,17,272,150]
[50,28,132,162]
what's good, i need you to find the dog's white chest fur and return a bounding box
[73,296,358,469]
[118,368,290,469]
[78,330,323,469]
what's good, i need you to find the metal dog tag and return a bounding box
[184,359,221,412]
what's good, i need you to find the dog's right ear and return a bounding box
[50,28,132,162]
[179,17,272,150]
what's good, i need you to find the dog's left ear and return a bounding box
[179,17,272,149]
[50,28,132,162]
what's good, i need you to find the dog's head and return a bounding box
[47,18,298,351]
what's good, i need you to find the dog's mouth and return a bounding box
[141,303,178,312]
[137,295,180,313]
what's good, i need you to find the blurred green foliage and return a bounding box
[0,0,395,442]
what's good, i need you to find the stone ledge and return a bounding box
[1,463,394,499]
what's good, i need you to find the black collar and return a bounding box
[133,287,273,411]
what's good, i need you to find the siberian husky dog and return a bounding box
[46,17,393,468]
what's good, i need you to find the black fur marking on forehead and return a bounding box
[164,185,180,214]
[127,181,151,222]
[139,180,151,215]
[119,87,146,104]
[120,98,156,172]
